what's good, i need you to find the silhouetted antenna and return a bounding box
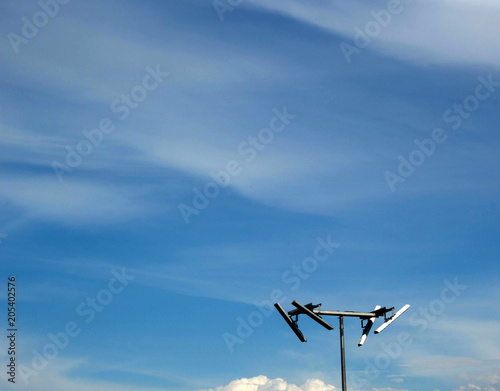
[274,302,306,342]
[274,300,410,391]
[291,300,334,330]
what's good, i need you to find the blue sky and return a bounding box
[0,0,499,390]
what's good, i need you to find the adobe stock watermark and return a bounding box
[213,0,243,22]
[7,0,71,54]
[222,235,340,353]
[0,233,8,244]
[18,267,135,385]
[385,74,500,192]
[349,277,467,390]
[340,0,413,64]
[51,64,168,182]
[177,106,296,224]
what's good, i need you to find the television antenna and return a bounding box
[274,300,410,391]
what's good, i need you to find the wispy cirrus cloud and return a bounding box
[244,0,500,68]
[2,0,500,230]
[0,175,148,225]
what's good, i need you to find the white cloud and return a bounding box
[203,377,421,391]
[0,175,147,225]
[245,0,500,68]
[0,1,297,106]
[371,388,410,391]
[0,356,176,391]
[452,370,500,391]
[2,0,500,229]
[202,375,336,391]
[452,385,495,391]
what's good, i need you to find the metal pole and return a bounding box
[339,316,347,391]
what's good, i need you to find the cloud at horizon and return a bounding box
[201,375,336,391]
